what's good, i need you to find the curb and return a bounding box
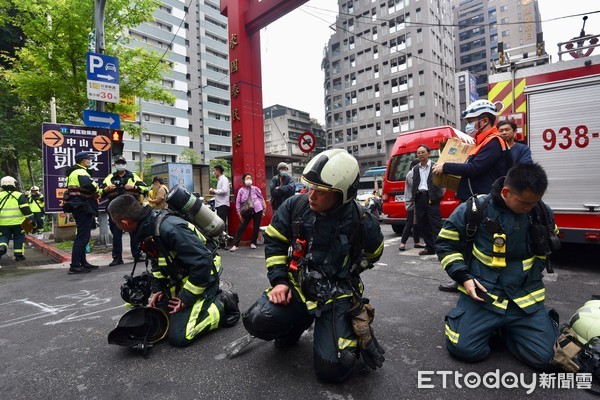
[26,235,71,264]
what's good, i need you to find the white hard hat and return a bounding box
[301,149,359,204]
[1,176,17,188]
[462,100,503,119]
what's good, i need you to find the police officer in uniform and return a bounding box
[107,194,240,347]
[63,151,100,274]
[437,163,559,369]
[28,186,45,233]
[100,156,149,266]
[243,149,386,382]
[0,176,34,261]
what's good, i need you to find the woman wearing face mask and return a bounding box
[230,173,266,251]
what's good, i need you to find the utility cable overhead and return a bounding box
[304,4,600,30]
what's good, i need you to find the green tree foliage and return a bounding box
[209,159,232,190]
[0,0,175,184]
[178,148,200,164]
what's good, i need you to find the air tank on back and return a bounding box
[166,185,225,237]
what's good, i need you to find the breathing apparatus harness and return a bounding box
[288,195,384,369]
[462,194,560,274]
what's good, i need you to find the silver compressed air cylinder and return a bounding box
[166,185,225,237]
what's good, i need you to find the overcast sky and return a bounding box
[258,1,599,125]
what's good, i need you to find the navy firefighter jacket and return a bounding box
[436,180,559,315]
[264,194,384,307]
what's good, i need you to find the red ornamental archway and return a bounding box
[220,0,309,234]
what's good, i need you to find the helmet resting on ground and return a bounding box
[301,149,359,204]
[1,176,17,188]
[462,99,502,119]
[570,300,600,344]
[108,307,169,348]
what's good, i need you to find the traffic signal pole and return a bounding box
[94,0,110,247]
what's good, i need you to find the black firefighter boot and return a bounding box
[217,290,240,328]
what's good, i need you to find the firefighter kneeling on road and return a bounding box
[107,194,240,347]
[243,149,386,383]
[437,163,561,369]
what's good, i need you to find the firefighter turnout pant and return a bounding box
[156,286,223,347]
[0,225,25,258]
[444,293,559,370]
[243,288,358,383]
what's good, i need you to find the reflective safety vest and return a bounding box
[0,191,32,226]
[66,166,98,196]
[28,194,45,213]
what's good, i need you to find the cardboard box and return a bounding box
[433,138,474,193]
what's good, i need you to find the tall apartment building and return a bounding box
[187,0,232,163]
[122,0,232,166]
[124,0,190,165]
[322,0,457,172]
[453,0,543,98]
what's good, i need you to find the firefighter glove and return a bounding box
[351,302,385,370]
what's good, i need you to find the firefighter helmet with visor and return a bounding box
[301,149,359,204]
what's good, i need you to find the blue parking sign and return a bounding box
[86,52,119,84]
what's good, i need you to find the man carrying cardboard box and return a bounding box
[432,99,512,292]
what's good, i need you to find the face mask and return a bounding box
[245,179,252,186]
[465,122,476,135]
[116,164,126,172]
[279,170,288,176]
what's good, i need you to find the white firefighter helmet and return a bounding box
[1,176,17,188]
[462,99,503,119]
[570,300,600,344]
[31,185,40,191]
[301,149,359,204]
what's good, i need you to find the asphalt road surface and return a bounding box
[1,225,599,400]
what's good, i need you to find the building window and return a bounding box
[161,136,166,143]
[160,117,165,124]
[144,114,149,121]
[145,134,150,141]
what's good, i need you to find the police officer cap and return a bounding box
[74,151,91,162]
[114,156,127,164]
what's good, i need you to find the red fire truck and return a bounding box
[485,38,600,244]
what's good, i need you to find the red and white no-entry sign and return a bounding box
[298,131,316,153]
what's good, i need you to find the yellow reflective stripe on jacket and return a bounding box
[338,337,358,350]
[266,255,288,269]
[473,244,506,268]
[445,324,459,344]
[183,279,205,296]
[522,255,537,271]
[438,228,460,241]
[441,253,464,270]
[365,238,384,259]
[513,288,545,309]
[457,286,508,310]
[152,270,167,279]
[265,224,290,244]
